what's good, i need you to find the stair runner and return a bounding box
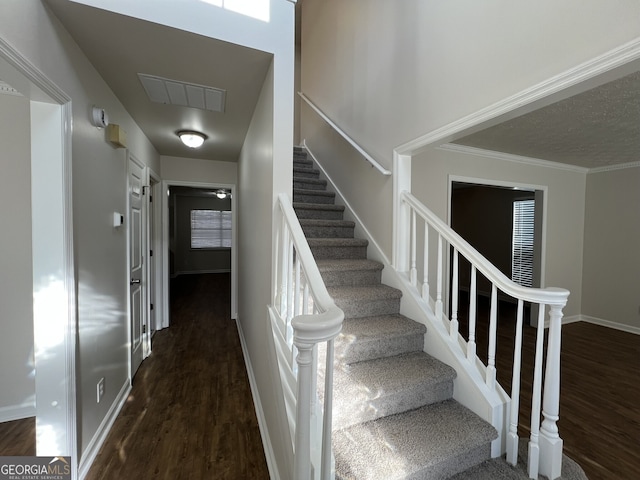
[292,146,498,480]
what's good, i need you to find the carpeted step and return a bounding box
[336,314,426,364]
[293,176,327,190]
[333,399,498,480]
[308,238,368,260]
[327,284,402,318]
[331,351,456,429]
[316,259,383,286]
[293,188,336,204]
[300,219,355,238]
[293,165,320,179]
[294,202,345,220]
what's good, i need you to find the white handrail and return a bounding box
[401,191,569,306]
[298,92,392,176]
[271,193,343,480]
[397,190,568,479]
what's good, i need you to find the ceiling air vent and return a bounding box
[138,73,226,113]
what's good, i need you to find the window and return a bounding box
[512,199,535,287]
[190,209,232,248]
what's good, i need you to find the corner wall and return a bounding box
[582,166,640,331]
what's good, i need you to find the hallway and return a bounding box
[85,273,269,479]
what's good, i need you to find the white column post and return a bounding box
[392,152,411,271]
[539,303,564,480]
[293,340,314,480]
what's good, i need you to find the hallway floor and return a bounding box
[85,273,269,479]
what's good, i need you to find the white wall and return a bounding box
[238,61,293,479]
[0,0,160,460]
[0,93,35,421]
[301,0,640,163]
[161,156,237,185]
[582,166,640,330]
[413,147,586,318]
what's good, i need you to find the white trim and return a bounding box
[439,143,589,174]
[0,402,36,423]
[298,93,392,176]
[235,316,281,480]
[303,140,392,266]
[395,36,640,156]
[78,380,131,480]
[588,161,640,174]
[161,180,238,329]
[579,315,640,335]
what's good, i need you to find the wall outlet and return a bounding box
[97,377,105,403]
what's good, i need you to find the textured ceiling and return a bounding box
[453,71,640,170]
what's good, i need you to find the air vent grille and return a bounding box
[138,73,226,112]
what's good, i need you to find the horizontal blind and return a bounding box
[512,199,534,287]
[191,209,232,248]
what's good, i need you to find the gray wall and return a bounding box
[171,193,231,275]
[0,92,35,420]
[582,167,640,329]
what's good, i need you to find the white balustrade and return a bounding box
[270,193,344,480]
[397,191,569,479]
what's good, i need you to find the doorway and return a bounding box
[449,178,545,324]
[0,38,77,467]
[161,181,237,328]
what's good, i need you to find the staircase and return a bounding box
[292,146,498,479]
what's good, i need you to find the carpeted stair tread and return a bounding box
[294,188,336,205]
[300,218,356,228]
[333,399,498,480]
[316,258,382,273]
[293,166,320,178]
[308,238,368,247]
[293,202,345,220]
[327,284,402,317]
[316,258,383,286]
[293,177,327,190]
[336,314,426,363]
[331,351,456,429]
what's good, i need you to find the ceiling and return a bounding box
[46,0,273,162]
[452,71,640,170]
[39,2,640,170]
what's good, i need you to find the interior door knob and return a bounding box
[130,278,141,285]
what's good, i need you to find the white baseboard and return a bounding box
[578,315,640,335]
[0,401,35,423]
[235,316,280,480]
[78,379,132,480]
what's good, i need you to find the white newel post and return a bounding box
[393,152,412,272]
[539,302,564,479]
[293,339,314,480]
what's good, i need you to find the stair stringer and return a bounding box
[303,140,509,458]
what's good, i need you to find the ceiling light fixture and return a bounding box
[215,189,227,199]
[178,130,207,148]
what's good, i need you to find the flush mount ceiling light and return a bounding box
[178,130,207,148]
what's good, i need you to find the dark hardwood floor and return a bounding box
[2,278,639,479]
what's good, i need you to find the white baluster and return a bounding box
[303,282,310,315]
[321,339,335,480]
[528,304,546,479]
[450,248,459,340]
[286,240,295,344]
[280,225,290,316]
[293,340,313,480]
[422,222,429,301]
[435,234,443,320]
[539,303,564,480]
[467,266,477,361]
[486,284,497,390]
[507,299,525,465]
[294,256,302,317]
[410,209,417,286]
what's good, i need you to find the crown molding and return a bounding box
[588,161,640,173]
[438,143,590,174]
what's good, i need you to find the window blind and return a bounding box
[512,199,535,287]
[191,209,232,248]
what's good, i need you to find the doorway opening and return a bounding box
[161,181,237,328]
[449,178,546,325]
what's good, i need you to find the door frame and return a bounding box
[160,180,238,329]
[146,169,162,351]
[447,174,547,325]
[0,36,78,472]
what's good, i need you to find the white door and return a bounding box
[129,154,146,377]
